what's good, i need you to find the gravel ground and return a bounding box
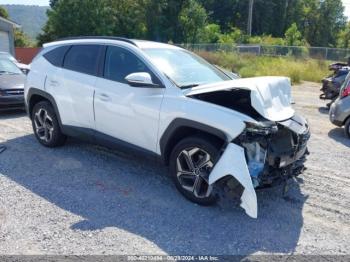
[0,82,349,255]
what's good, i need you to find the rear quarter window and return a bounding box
[63,45,101,76]
[43,46,70,67]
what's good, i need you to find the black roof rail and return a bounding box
[54,36,137,46]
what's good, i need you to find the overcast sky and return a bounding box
[0,0,49,6]
[1,0,350,20]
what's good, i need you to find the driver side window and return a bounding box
[104,46,154,84]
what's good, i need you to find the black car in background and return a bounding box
[0,58,26,111]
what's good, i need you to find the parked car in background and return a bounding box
[0,58,26,111]
[329,72,350,138]
[320,62,349,108]
[25,37,310,218]
[0,52,30,74]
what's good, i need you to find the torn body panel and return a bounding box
[208,143,258,218]
[208,115,310,218]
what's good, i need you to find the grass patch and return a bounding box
[196,51,330,84]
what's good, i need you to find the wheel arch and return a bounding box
[343,114,350,125]
[27,88,62,128]
[160,118,228,165]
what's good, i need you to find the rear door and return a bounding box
[46,44,103,130]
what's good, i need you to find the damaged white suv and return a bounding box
[25,37,310,218]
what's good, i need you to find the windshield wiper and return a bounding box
[162,73,201,89]
[0,71,17,75]
[179,83,200,89]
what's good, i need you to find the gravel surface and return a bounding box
[0,82,349,255]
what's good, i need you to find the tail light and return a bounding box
[341,85,350,98]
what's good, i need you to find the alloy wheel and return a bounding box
[176,147,214,198]
[34,108,54,142]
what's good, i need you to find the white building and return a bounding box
[0,16,20,55]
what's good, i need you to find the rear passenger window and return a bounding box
[63,45,101,75]
[43,46,70,67]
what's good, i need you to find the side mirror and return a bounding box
[125,72,159,87]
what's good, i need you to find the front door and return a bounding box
[94,45,165,153]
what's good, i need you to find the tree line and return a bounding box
[2,0,350,48]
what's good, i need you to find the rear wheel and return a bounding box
[345,118,350,139]
[169,136,220,205]
[31,101,66,147]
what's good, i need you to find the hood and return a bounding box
[184,76,294,122]
[0,74,25,90]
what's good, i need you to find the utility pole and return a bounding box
[247,0,254,36]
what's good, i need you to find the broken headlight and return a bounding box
[244,122,278,135]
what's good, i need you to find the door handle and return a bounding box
[98,93,111,102]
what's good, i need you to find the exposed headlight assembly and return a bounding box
[244,122,278,135]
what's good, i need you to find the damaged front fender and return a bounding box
[208,143,257,218]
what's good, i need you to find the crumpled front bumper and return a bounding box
[208,116,310,219]
[209,143,258,218]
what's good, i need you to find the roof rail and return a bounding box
[54,36,137,46]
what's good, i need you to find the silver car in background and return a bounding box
[329,72,350,138]
[0,52,30,74]
[0,58,25,111]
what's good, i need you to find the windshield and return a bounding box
[143,48,230,88]
[0,59,23,75]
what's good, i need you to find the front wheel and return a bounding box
[31,101,66,147]
[169,136,220,206]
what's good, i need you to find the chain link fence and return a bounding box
[180,43,350,61]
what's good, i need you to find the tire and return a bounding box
[345,118,350,139]
[31,101,66,147]
[169,135,221,206]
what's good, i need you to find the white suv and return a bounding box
[25,37,310,218]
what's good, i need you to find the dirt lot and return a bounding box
[0,82,349,255]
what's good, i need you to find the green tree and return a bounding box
[153,0,188,43]
[316,0,346,47]
[141,0,167,41]
[14,29,34,47]
[201,0,347,47]
[38,0,146,45]
[49,0,59,8]
[0,5,9,18]
[218,27,247,44]
[295,0,345,47]
[37,0,348,47]
[199,23,221,43]
[337,22,350,48]
[179,0,207,43]
[285,23,304,46]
